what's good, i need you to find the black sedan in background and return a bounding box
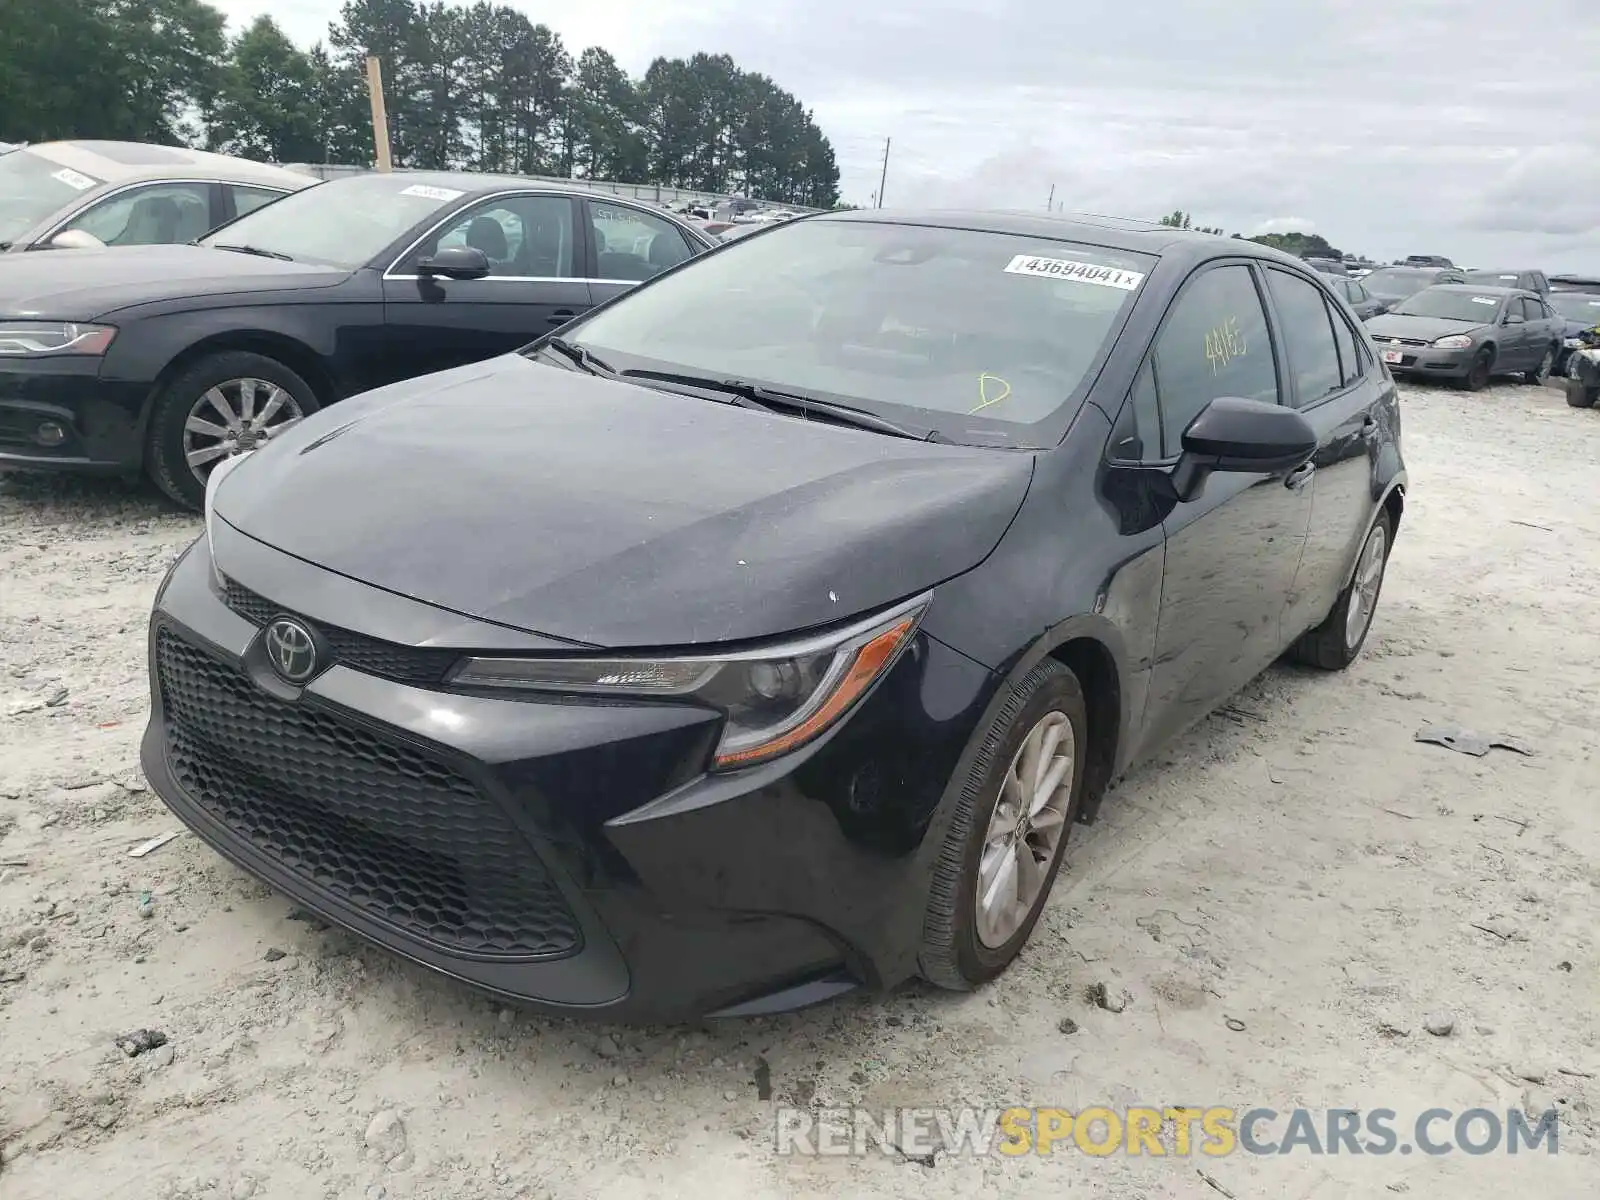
[1366,285,1563,388]
[143,211,1406,1021]
[0,171,713,507]
[1330,275,1386,321]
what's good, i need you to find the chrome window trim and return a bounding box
[37,177,290,246]
[381,188,708,282]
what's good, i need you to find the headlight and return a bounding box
[202,451,252,573]
[1432,334,1474,349]
[449,593,930,770]
[0,321,116,356]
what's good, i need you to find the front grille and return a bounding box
[222,579,460,686]
[156,628,581,959]
[1374,336,1429,348]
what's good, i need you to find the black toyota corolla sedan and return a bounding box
[141,210,1406,1021]
[0,170,712,508]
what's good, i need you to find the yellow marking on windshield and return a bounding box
[969,373,1012,414]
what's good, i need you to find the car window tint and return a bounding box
[1109,358,1159,461]
[1264,269,1343,409]
[1151,264,1277,457]
[1328,297,1362,385]
[63,182,212,246]
[591,202,692,282]
[427,195,575,277]
[230,185,284,218]
[1353,283,1369,302]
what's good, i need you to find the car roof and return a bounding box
[1463,268,1535,276]
[1428,284,1527,296]
[319,170,675,202]
[23,140,313,188]
[816,207,1310,267]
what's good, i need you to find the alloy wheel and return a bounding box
[975,710,1075,948]
[182,377,304,484]
[1344,523,1388,648]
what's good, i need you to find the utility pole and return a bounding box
[876,137,891,209]
[365,55,392,172]
[1046,184,1055,211]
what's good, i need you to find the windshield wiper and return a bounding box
[542,336,622,378]
[618,369,946,442]
[211,243,294,262]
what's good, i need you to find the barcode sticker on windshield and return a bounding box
[1471,296,1497,305]
[1004,255,1144,289]
[52,168,97,191]
[399,184,463,202]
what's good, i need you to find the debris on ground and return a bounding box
[115,1029,168,1057]
[127,830,181,858]
[1086,981,1129,1013]
[1414,726,1536,757]
[1423,1013,1454,1037]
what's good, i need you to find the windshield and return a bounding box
[0,149,102,244]
[1549,293,1600,322]
[199,174,466,268]
[546,219,1155,448]
[1364,268,1438,294]
[1393,289,1503,322]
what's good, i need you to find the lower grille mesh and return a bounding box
[156,628,580,959]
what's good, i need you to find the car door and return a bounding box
[42,180,217,248]
[1261,267,1388,641]
[1496,294,1535,369]
[583,198,700,306]
[1351,281,1382,320]
[380,191,591,383]
[1138,260,1314,751]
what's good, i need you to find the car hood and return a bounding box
[0,244,348,319]
[1365,313,1488,341]
[214,355,1037,648]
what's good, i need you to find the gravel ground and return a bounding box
[1,381,1596,1199]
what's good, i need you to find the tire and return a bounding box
[1567,382,1599,409]
[146,351,321,510]
[1290,509,1394,670]
[1524,346,1555,386]
[918,658,1088,990]
[1462,347,1493,391]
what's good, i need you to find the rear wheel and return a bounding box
[1525,347,1555,386]
[1463,347,1493,391]
[919,658,1087,990]
[1567,382,1599,409]
[146,351,320,510]
[1290,510,1393,670]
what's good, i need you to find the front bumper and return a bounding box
[0,357,147,471]
[140,533,995,1021]
[1371,341,1477,378]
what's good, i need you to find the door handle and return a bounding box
[1285,461,1316,490]
[547,309,576,325]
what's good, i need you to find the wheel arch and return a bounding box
[147,331,340,422]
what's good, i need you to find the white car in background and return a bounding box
[0,139,313,253]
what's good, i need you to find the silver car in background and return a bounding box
[0,140,313,253]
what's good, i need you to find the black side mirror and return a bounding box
[1169,396,1318,502]
[416,245,491,281]
[1502,312,1524,325]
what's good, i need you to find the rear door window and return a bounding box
[1264,269,1343,408]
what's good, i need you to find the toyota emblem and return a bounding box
[264,617,319,683]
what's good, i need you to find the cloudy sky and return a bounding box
[218,0,1600,270]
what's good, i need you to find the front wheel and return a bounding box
[146,351,321,510]
[1290,509,1393,670]
[918,658,1088,990]
[1567,382,1599,409]
[1463,348,1493,391]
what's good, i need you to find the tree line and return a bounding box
[1159,212,1356,261]
[0,0,843,207]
